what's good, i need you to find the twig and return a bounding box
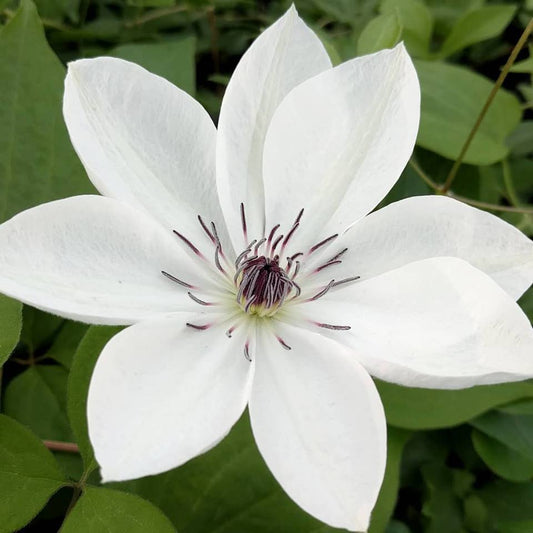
[124,5,189,28]
[43,440,80,454]
[442,18,533,193]
[409,159,533,215]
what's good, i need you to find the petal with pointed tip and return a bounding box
[0,196,206,324]
[64,57,230,255]
[298,257,533,388]
[263,44,420,249]
[217,5,332,250]
[249,323,386,531]
[89,316,254,481]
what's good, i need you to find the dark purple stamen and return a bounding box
[161,270,194,289]
[173,230,204,258]
[186,322,211,330]
[277,336,292,350]
[315,322,351,331]
[308,233,338,255]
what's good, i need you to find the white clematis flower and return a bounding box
[1,6,533,531]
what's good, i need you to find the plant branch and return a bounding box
[441,17,533,193]
[409,159,533,215]
[124,5,189,28]
[43,440,80,453]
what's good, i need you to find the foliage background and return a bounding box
[1,0,533,531]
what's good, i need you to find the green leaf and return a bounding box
[438,5,516,58]
[3,365,72,441]
[0,293,22,366]
[415,60,521,165]
[471,429,533,482]
[34,0,80,23]
[506,121,533,157]
[60,487,176,533]
[369,427,411,533]
[478,480,533,523]
[0,0,94,225]
[109,36,196,96]
[115,413,344,532]
[470,411,533,462]
[376,379,533,429]
[46,321,89,370]
[0,414,65,533]
[380,0,433,57]
[21,306,64,356]
[67,326,121,468]
[421,464,469,533]
[357,13,402,56]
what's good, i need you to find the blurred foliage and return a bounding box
[0,0,533,531]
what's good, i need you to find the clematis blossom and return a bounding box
[1,6,533,531]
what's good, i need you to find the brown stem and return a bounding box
[43,440,80,453]
[124,5,189,28]
[441,18,533,193]
[409,159,533,215]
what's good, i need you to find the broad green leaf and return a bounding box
[67,326,121,468]
[376,379,533,429]
[478,480,533,523]
[0,414,65,533]
[380,0,433,57]
[415,60,521,165]
[421,464,471,533]
[46,321,89,370]
[60,487,176,533]
[3,365,72,441]
[471,429,533,482]
[34,0,80,23]
[311,0,378,26]
[506,121,533,157]
[357,13,402,56]
[499,398,533,415]
[109,36,196,96]
[369,428,411,533]
[21,306,64,356]
[499,521,533,533]
[470,411,533,462]
[0,293,22,366]
[115,413,344,533]
[438,5,516,58]
[0,0,94,225]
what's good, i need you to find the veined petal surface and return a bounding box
[216,5,332,250]
[297,257,533,389]
[0,196,205,324]
[303,195,533,300]
[88,316,254,481]
[64,57,230,254]
[263,44,420,248]
[249,323,386,531]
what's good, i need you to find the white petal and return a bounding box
[263,44,420,249]
[88,315,254,481]
[249,323,386,531]
[305,195,533,300]
[297,257,533,389]
[64,57,230,254]
[0,196,209,324]
[216,5,332,250]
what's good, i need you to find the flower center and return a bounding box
[160,203,359,360]
[236,255,295,317]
